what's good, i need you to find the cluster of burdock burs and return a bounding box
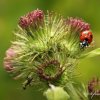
[3,9,99,95]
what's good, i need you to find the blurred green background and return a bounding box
[0,0,100,100]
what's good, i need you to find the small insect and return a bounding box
[80,30,93,48]
[23,76,33,90]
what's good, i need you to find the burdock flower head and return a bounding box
[4,47,16,71]
[4,9,100,100]
[66,17,90,33]
[88,77,100,95]
[19,9,44,29]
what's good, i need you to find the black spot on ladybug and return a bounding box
[90,35,93,38]
[85,38,88,41]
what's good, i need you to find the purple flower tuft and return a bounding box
[4,61,13,72]
[88,77,100,95]
[66,17,90,32]
[4,48,16,72]
[19,16,31,29]
[27,9,44,22]
[6,48,16,58]
[19,9,44,29]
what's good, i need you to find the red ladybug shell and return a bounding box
[80,30,93,44]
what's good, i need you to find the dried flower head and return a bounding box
[36,59,65,81]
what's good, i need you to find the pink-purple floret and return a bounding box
[88,78,100,94]
[19,9,44,29]
[4,48,16,72]
[67,17,90,32]
[19,16,30,29]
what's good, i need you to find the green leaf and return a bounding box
[44,84,70,100]
[65,82,89,100]
[65,82,80,100]
[81,48,100,58]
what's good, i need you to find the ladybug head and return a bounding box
[80,30,93,48]
[80,40,89,48]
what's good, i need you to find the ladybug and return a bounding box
[80,30,93,48]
